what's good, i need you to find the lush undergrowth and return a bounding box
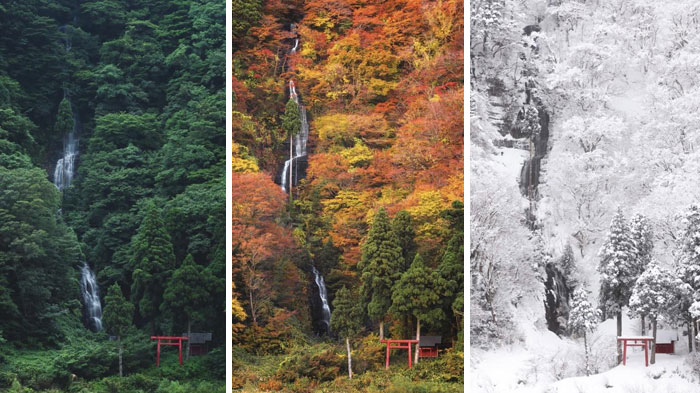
[232,338,463,393]
[0,335,224,393]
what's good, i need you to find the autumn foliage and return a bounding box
[233,0,463,351]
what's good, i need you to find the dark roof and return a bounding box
[413,336,441,347]
[182,332,212,344]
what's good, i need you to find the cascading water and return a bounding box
[312,266,331,333]
[278,26,309,192]
[54,25,103,332]
[80,263,103,332]
[280,79,309,192]
[53,118,78,190]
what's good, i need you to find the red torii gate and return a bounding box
[380,339,419,369]
[617,336,654,367]
[151,336,188,366]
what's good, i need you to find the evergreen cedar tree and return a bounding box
[628,262,678,364]
[391,210,418,271]
[438,230,464,320]
[330,286,364,379]
[130,202,176,334]
[163,254,215,360]
[103,283,134,378]
[281,98,301,140]
[678,204,700,351]
[597,208,636,363]
[391,253,445,364]
[358,207,404,340]
[568,289,599,376]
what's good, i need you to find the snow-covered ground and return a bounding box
[471,312,700,393]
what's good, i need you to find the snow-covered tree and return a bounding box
[629,213,654,333]
[568,288,600,376]
[597,208,637,363]
[558,243,578,288]
[676,204,700,352]
[628,262,678,364]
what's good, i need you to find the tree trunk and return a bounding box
[249,291,257,325]
[641,314,645,335]
[346,337,353,379]
[186,318,192,361]
[689,320,694,353]
[414,318,421,365]
[118,336,123,377]
[583,331,590,376]
[651,318,657,364]
[616,311,622,364]
[379,321,384,341]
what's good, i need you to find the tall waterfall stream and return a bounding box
[54,26,103,332]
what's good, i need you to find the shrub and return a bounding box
[351,334,385,375]
[276,344,343,383]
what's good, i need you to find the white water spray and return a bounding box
[80,263,103,331]
[312,266,331,329]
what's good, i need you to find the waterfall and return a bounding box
[80,263,103,332]
[278,29,310,192]
[312,266,331,332]
[55,24,103,333]
[53,123,78,190]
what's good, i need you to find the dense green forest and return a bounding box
[232,0,464,391]
[0,1,225,392]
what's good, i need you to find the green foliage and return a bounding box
[350,334,385,375]
[0,108,37,154]
[54,98,73,137]
[391,254,445,327]
[130,202,176,332]
[232,0,263,44]
[391,210,417,271]
[0,161,81,344]
[359,208,404,325]
[281,98,302,141]
[162,254,215,327]
[438,231,464,316]
[103,283,134,338]
[89,113,162,153]
[0,0,225,388]
[331,286,365,338]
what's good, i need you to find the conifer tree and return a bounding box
[569,288,599,375]
[629,213,654,333]
[391,210,417,338]
[438,231,464,331]
[559,243,577,285]
[330,286,364,379]
[358,207,404,340]
[281,97,301,197]
[676,203,700,352]
[628,262,676,364]
[281,97,301,140]
[54,97,73,136]
[391,254,444,364]
[103,283,134,377]
[597,207,636,364]
[130,202,176,333]
[391,210,417,271]
[162,254,214,360]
